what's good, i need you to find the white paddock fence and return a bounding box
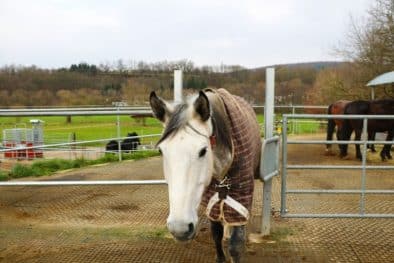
[0,104,329,162]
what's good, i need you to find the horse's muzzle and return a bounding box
[167,221,196,242]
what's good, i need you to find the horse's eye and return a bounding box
[199,147,207,158]
[158,148,162,155]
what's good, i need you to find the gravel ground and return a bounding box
[0,134,393,262]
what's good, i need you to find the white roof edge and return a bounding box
[366,71,394,86]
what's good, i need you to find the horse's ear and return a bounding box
[194,91,210,122]
[150,91,170,122]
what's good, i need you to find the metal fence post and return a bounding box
[262,67,275,235]
[291,106,295,134]
[360,117,368,214]
[174,70,183,102]
[281,115,288,216]
[117,106,122,161]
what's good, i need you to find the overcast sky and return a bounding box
[0,0,372,69]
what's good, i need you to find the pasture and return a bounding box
[0,133,392,262]
[0,115,163,145]
[0,114,321,146]
[0,113,325,180]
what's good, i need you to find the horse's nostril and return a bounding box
[188,223,194,234]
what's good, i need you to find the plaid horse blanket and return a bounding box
[201,89,261,226]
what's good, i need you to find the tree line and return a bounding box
[0,60,328,107]
[0,0,392,107]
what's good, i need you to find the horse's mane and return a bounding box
[344,100,370,115]
[207,92,232,152]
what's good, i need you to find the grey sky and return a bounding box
[0,0,371,69]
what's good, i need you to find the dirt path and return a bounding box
[0,135,393,262]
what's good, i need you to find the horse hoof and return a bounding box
[248,233,264,244]
[216,256,226,263]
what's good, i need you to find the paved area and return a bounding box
[0,135,393,262]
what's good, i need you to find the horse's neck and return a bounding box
[206,90,233,180]
[212,146,233,180]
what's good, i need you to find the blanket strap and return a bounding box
[206,192,250,221]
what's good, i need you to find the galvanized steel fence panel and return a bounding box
[281,114,394,218]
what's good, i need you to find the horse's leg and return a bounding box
[388,144,393,159]
[382,131,393,161]
[380,146,387,161]
[210,221,226,263]
[229,225,245,263]
[338,121,351,158]
[326,118,336,153]
[368,131,376,152]
[335,128,341,152]
[355,129,362,160]
[387,131,393,159]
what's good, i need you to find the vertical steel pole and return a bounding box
[117,106,122,161]
[360,117,368,214]
[174,70,183,102]
[281,116,288,216]
[291,106,295,134]
[262,68,275,235]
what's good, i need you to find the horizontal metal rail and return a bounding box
[0,134,161,152]
[287,189,394,194]
[0,180,166,186]
[282,213,394,218]
[287,165,394,170]
[0,106,151,112]
[1,105,328,112]
[284,114,394,119]
[288,140,393,145]
[0,105,330,117]
[0,110,153,117]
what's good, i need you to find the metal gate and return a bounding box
[280,113,394,218]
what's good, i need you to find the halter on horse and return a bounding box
[150,88,261,263]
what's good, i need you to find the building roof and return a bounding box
[366,71,394,86]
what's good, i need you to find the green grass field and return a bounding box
[0,114,324,146]
[0,115,163,146]
[0,114,325,180]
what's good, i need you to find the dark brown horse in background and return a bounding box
[339,99,394,161]
[326,100,377,156]
[326,100,351,155]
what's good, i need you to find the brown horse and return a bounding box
[327,100,376,156]
[326,100,351,155]
[339,99,394,161]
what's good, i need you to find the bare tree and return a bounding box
[336,0,394,98]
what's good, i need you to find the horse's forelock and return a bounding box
[157,103,189,145]
[156,92,232,153]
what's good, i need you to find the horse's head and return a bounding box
[150,91,216,242]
